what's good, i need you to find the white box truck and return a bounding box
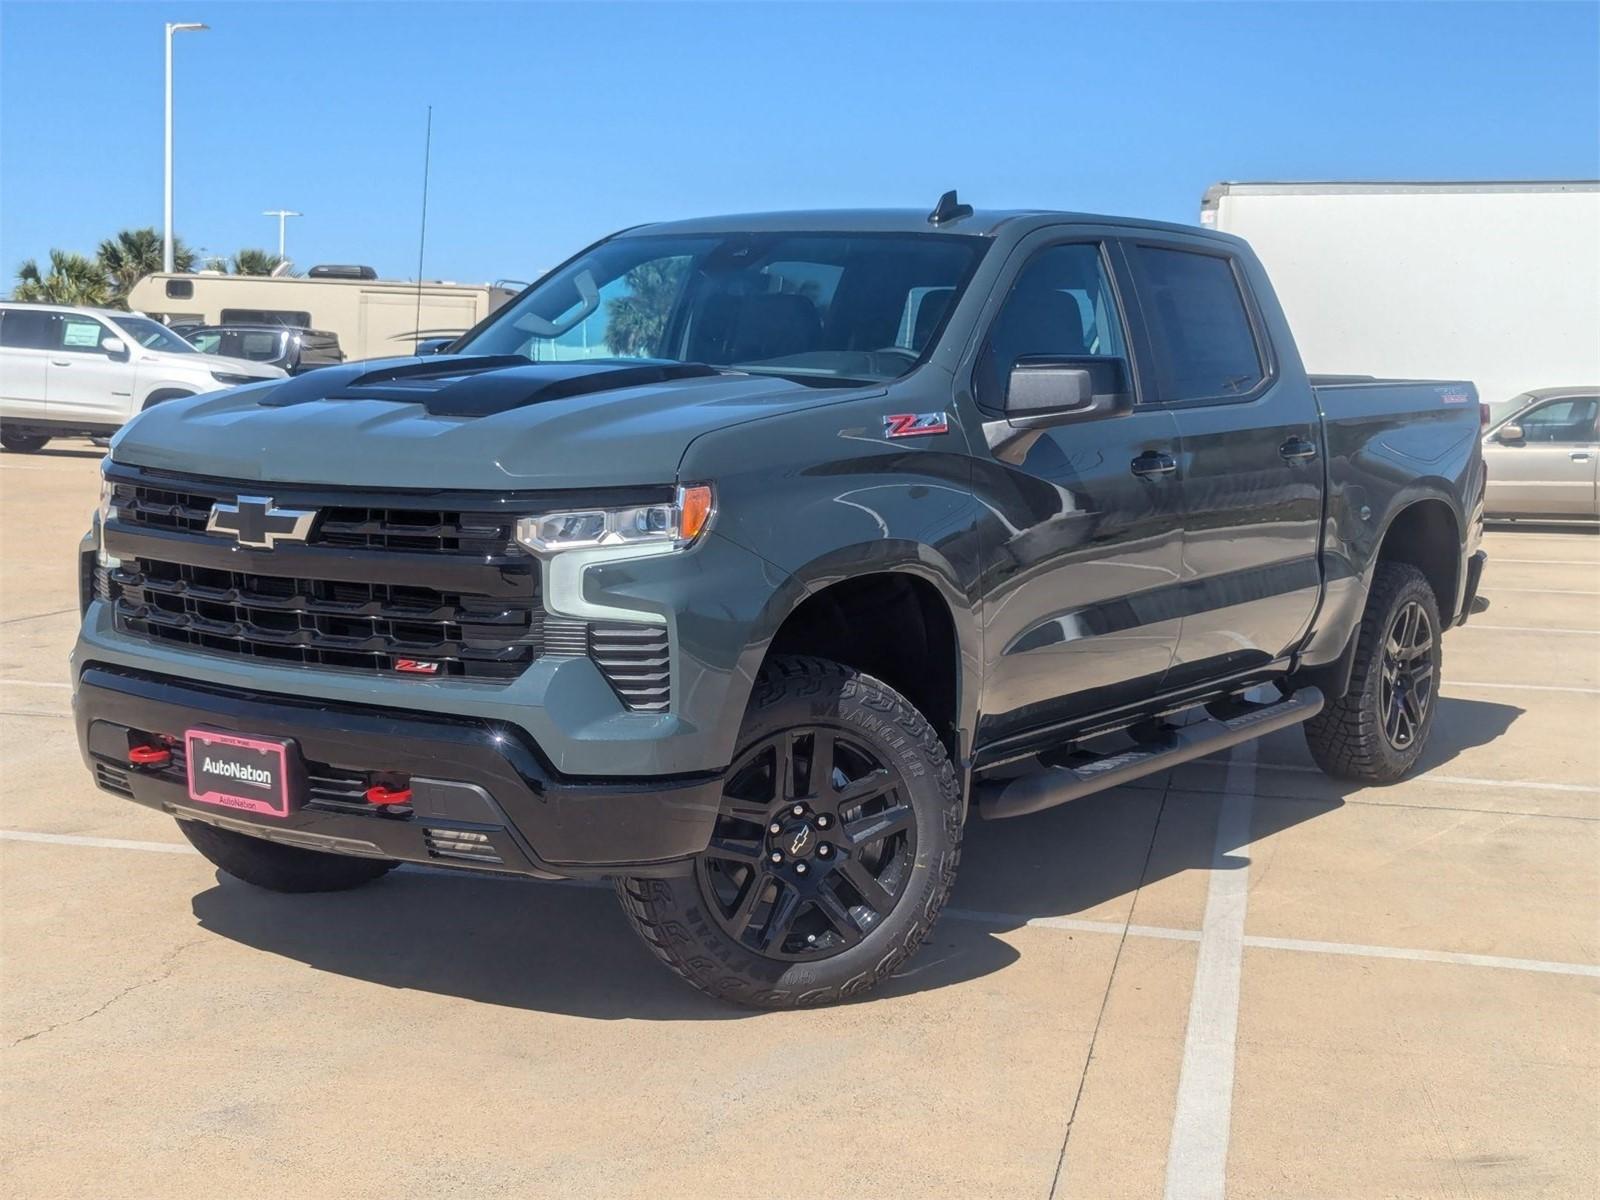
[1201,181,1600,417]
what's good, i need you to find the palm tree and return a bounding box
[97,227,195,306]
[605,258,690,357]
[12,251,111,306]
[231,248,290,276]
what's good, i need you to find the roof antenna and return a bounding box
[413,104,433,355]
[927,189,973,226]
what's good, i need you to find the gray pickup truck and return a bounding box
[74,194,1486,1007]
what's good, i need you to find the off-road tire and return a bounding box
[178,818,397,893]
[0,429,49,453]
[1304,561,1441,783]
[614,655,962,1008]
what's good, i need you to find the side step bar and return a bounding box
[974,687,1324,821]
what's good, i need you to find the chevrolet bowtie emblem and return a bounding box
[206,496,317,549]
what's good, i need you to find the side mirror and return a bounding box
[101,336,128,358]
[1497,423,1524,445]
[1005,356,1130,427]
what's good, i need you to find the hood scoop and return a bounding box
[258,356,722,417]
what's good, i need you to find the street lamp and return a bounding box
[163,21,209,274]
[262,209,302,260]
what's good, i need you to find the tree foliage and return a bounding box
[98,227,195,304]
[604,258,689,357]
[230,248,292,276]
[12,250,111,306]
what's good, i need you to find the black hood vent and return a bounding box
[258,356,722,418]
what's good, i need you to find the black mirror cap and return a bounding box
[1005,355,1132,427]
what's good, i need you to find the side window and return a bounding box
[1517,398,1599,443]
[1132,245,1264,401]
[0,310,56,349]
[57,316,112,355]
[975,243,1127,409]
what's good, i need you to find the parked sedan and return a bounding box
[183,325,344,375]
[1483,387,1600,520]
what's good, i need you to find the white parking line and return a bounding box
[1447,680,1600,695]
[1,680,70,689]
[1487,587,1600,595]
[1163,742,1256,1200]
[1193,756,1600,795]
[1460,625,1600,635]
[1489,559,1600,566]
[5,828,1596,980]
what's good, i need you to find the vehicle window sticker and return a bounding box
[62,320,102,349]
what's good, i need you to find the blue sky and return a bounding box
[3,2,1596,284]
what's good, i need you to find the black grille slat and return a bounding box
[109,481,515,556]
[590,622,671,712]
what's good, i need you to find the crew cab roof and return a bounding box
[631,207,1241,245]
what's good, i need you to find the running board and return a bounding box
[973,687,1324,821]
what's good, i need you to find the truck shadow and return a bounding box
[188,694,1522,1018]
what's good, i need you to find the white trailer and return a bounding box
[127,271,517,364]
[1201,181,1600,416]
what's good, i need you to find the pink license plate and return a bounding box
[185,729,294,817]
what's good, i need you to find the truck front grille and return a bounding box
[109,561,542,680]
[99,468,672,707]
[103,470,542,682]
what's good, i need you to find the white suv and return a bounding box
[0,303,286,453]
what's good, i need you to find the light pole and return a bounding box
[262,209,302,260]
[163,21,209,274]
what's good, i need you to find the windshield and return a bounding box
[458,231,986,384]
[118,315,195,353]
[189,328,286,362]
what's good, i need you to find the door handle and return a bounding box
[1280,437,1318,463]
[50,359,71,367]
[1572,451,1593,462]
[1131,450,1177,479]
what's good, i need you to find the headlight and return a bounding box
[211,370,261,386]
[515,484,713,554]
[96,468,116,525]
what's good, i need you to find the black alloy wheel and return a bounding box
[1378,598,1434,750]
[695,726,916,961]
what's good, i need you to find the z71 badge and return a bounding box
[883,412,950,438]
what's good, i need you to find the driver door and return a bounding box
[969,236,1184,746]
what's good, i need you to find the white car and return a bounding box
[0,302,286,453]
[1482,387,1600,521]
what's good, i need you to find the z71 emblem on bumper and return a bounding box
[883,412,950,438]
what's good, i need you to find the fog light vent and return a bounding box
[95,764,134,798]
[423,828,504,865]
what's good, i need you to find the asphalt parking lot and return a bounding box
[2,443,1596,1199]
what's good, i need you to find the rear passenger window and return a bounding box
[0,310,55,349]
[1133,246,1264,401]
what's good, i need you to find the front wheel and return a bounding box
[0,428,49,453]
[1304,561,1442,783]
[615,656,962,1008]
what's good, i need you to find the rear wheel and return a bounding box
[0,428,49,453]
[1304,561,1441,783]
[178,819,397,893]
[615,656,962,1008]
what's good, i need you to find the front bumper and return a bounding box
[74,664,723,879]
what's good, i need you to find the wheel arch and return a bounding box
[1373,494,1462,623]
[734,544,980,781]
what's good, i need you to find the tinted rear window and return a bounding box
[1133,246,1264,401]
[0,309,54,349]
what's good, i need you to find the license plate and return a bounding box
[185,729,297,818]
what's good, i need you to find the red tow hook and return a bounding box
[364,784,413,807]
[128,744,172,769]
